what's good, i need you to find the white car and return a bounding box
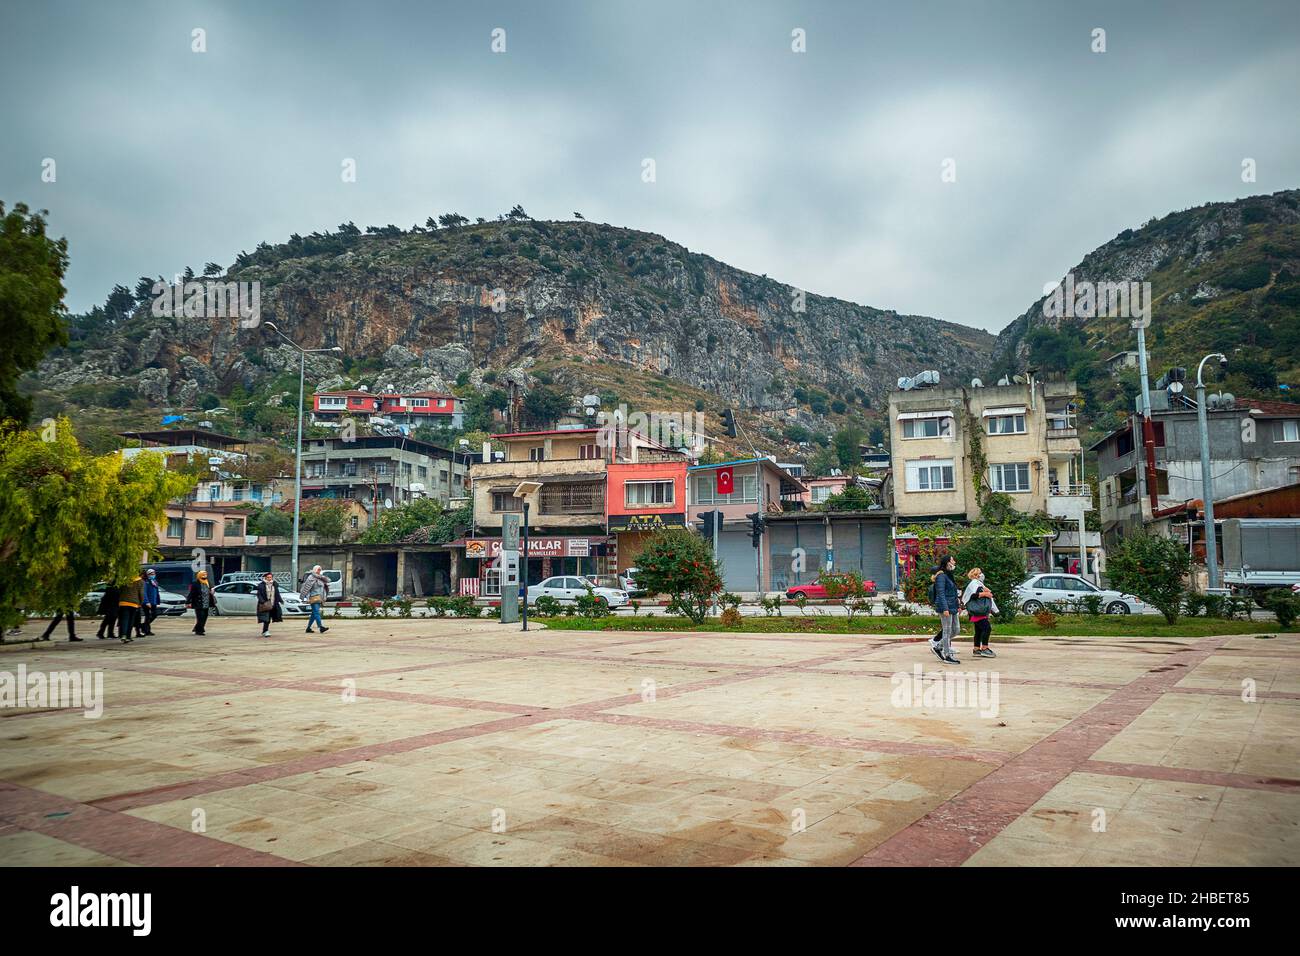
[1013,573,1150,615]
[211,581,311,616]
[526,576,629,608]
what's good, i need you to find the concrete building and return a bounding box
[119,427,248,468]
[299,434,471,512]
[686,458,806,592]
[1092,396,1300,549]
[887,377,1092,525]
[312,389,464,429]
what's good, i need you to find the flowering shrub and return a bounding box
[632,530,724,625]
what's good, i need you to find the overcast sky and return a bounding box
[2,0,1297,332]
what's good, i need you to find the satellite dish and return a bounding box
[384,498,393,509]
[997,376,1011,386]
[970,378,983,388]
[582,394,600,407]
[1167,381,1184,395]
[1012,374,1026,385]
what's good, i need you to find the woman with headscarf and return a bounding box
[255,571,283,639]
[961,567,999,658]
[299,565,330,635]
[95,583,120,639]
[187,570,216,635]
[118,574,144,644]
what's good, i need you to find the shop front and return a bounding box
[607,512,687,572]
[456,535,612,596]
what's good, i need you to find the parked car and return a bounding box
[786,579,876,600]
[620,568,646,596]
[527,576,629,608]
[1013,573,1150,615]
[85,583,190,616]
[220,569,342,600]
[211,581,310,616]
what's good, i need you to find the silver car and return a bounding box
[211,581,310,616]
[1013,573,1151,615]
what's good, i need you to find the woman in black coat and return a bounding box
[187,571,216,635]
[255,572,283,638]
[96,584,120,640]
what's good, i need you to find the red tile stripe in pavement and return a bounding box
[0,780,301,866]
[850,635,1238,867]
[1081,759,1300,793]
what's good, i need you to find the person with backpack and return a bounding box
[299,565,330,635]
[961,567,998,658]
[256,571,283,639]
[928,554,961,664]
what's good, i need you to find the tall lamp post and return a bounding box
[1196,353,1228,591]
[263,323,342,587]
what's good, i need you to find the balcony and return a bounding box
[1046,483,1094,520]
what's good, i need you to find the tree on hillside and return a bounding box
[0,419,193,626]
[438,213,469,228]
[0,202,69,425]
[507,204,530,220]
[202,262,222,277]
[832,425,866,471]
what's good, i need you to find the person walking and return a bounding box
[299,565,330,635]
[255,571,283,638]
[95,584,120,639]
[187,571,215,635]
[961,567,999,659]
[139,568,161,636]
[118,574,144,644]
[928,553,961,665]
[39,609,82,642]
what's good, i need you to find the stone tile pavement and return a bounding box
[1,616,1296,866]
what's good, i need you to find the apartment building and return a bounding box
[1092,395,1300,549]
[887,377,1092,525]
[119,427,248,468]
[299,435,470,511]
[312,389,464,429]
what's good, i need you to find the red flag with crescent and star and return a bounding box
[716,466,734,495]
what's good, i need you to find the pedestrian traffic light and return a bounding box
[746,511,766,547]
[720,408,737,437]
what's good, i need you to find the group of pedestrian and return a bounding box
[928,553,999,665]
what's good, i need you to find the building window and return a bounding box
[528,446,546,462]
[691,472,759,504]
[1277,420,1300,443]
[901,416,952,439]
[492,493,523,512]
[625,480,674,507]
[166,518,183,538]
[418,466,428,479]
[986,414,1026,435]
[224,518,243,537]
[541,483,603,514]
[350,515,359,529]
[196,520,214,540]
[373,462,388,476]
[905,460,955,492]
[209,483,220,501]
[342,461,357,477]
[811,485,834,503]
[578,443,600,460]
[989,462,1032,493]
[232,486,244,501]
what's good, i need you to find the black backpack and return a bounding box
[927,577,937,607]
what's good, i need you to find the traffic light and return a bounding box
[720,408,737,437]
[696,510,720,540]
[746,511,766,548]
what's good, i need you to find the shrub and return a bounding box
[575,591,611,618]
[951,531,1026,623]
[720,607,742,627]
[629,600,641,616]
[445,595,478,618]
[358,597,380,618]
[1106,533,1191,624]
[1183,592,1207,617]
[819,571,873,620]
[533,595,561,617]
[1266,589,1299,629]
[792,592,809,614]
[759,594,784,617]
[633,530,724,624]
[881,595,913,616]
[720,592,742,610]
[1080,594,1103,617]
[1034,609,1059,629]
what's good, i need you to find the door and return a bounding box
[716,529,758,593]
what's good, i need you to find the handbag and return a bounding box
[966,595,992,616]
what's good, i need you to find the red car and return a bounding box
[786,580,876,600]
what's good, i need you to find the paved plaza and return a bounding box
[1,616,1297,866]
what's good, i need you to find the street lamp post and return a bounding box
[1195,352,1228,591]
[264,323,342,587]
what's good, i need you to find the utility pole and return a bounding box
[1196,353,1228,591]
[1135,321,1160,514]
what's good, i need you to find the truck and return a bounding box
[1220,518,1300,604]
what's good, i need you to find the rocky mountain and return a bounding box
[995,189,1300,435]
[31,217,995,448]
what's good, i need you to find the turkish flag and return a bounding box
[716,467,734,495]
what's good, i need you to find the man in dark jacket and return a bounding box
[95,584,120,639]
[39,609,82,642]
[929,554,961,665]
[140,569,161,636]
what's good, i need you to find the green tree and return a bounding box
[0,203,69,424]
[360,499,469,544]
[633,530,723,624]
[0,419,192,625]
[1106,533,1191,624]
[522,385,570,428]
[820,484,875,511]
[248,507,292,537]
[950,530,1027,623]
[302,501,347,541]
